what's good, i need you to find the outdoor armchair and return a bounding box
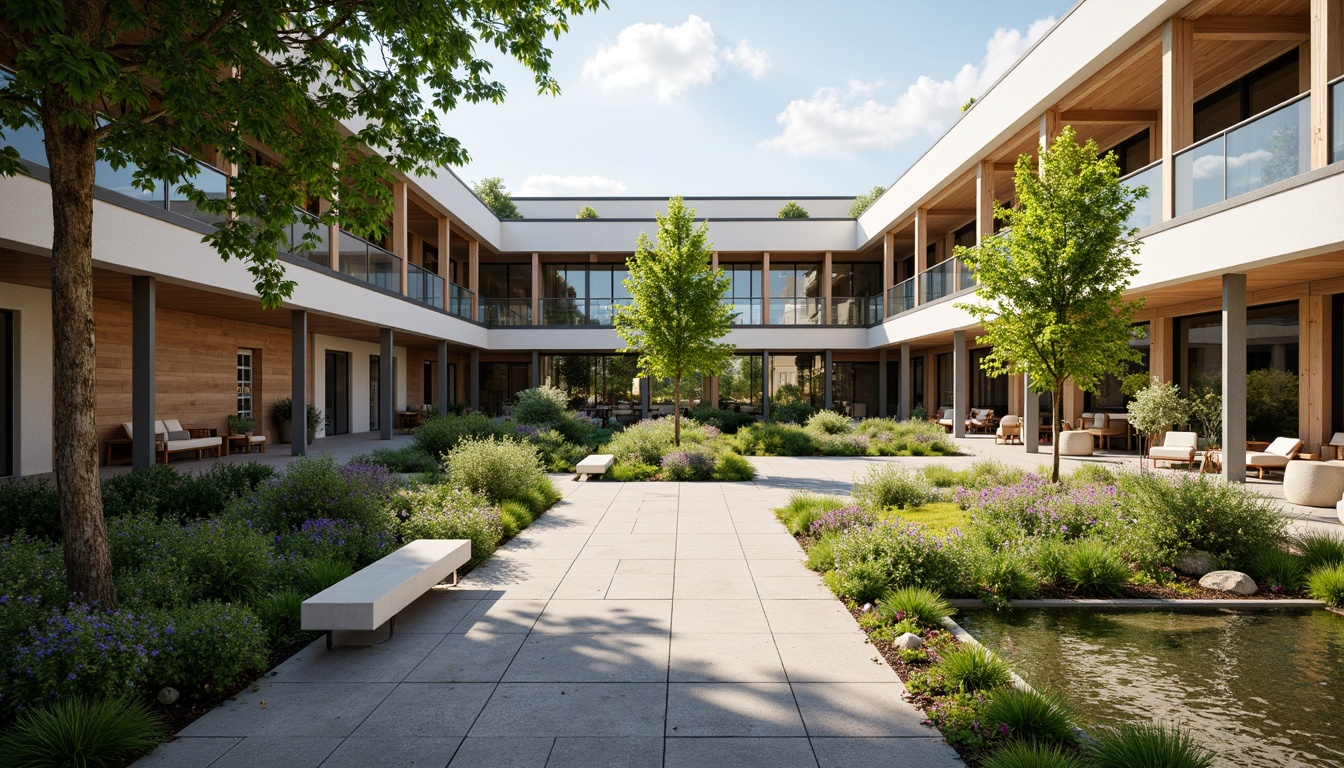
[1148,431,1198,469]
[967,408,997,433]
[995,415,1022,444]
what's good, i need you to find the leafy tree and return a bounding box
[848,185,887,218]
[473,177,523,219]
[777,201,809,219]
[957,127,1145,482]
[614,197,733,445]
[0,0,601,602]
[576,205,599,219]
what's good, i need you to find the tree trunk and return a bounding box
[1051,383,1064,483]
[673,376,681,446]
[43,96,116,605]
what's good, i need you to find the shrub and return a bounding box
[826,522,963,601]
[109,514,274,606]
[100,464,193,520]
[931,644,1013,693]
[252,588,305,646]
[0,536,69,678]
[772,401,815,425]
[981,741,1085,768]
[805,536,840,572]
[277,518,395,569]
[975,547,1040,603]
[823,560,891,604]
[396,484,502,567]
[875,586,953,627]
[983,688,1077,744]
[661,448,717,481]
[606,418,680,466]
[0,480,61,541]
[162,601,268,691]
[1031,539,1071,586]
[1295,531,1344,570]
[499,501,533,537]
[1062,540,1129,596]
[414,412,511,458]
[738,422,816,456]
[808,505,877,538]
[852,464,938,510]
[512,385,571,427]
[529,429,590,472]
[241,455,399,534]
[1117,472,1285,573]
[777,493,849,536]
[297,556,354,596]
[807,410,852,435]
[1307,563,1344,607]
[856,418,958,455]
[714,452,756,481]
[956,473,1121,547]
[513,477,562,517]
[1248,549,1306,592]
[0,696,166,768]
[609,462,658,482]
[690,405,754,434]
[1246,367,1300,442]
[815,433,870,456]
[353,446,439,474]
[1085,723,1214,768]
[444,436,547,504]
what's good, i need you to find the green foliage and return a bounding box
[776,493,849,536]
[981,741,1085,768]
[849,185,887,218]
[974,547,1040,604]
[1306,563,1344,607]
[414,412,513,459]
[713,452,756,481]
[513,386,571,427]
[0,536,70,669]
[1185,387,1222,447]
[272,398,324,431]
[499,501,534,538]
[1061,540,1129,596]
[0,697,166,768]
[240,455,399,534]
[826,522,963,601]
[100,463,276,522]
[528,428,591,472]
[1295,531,1344,570]
[252,589,306,646]
[297,556,354,596]
[661,447,717,481]
[957,127,1145,480]
[1084,723,1215,768]
[982,688,1077,744]
[777,201,809,219]
[805,535,840,572]
[740,423,816,455]
[690,405,754,434]
[772,401,816,425]
[608,462,659,481]
[824,560,892,604]
[930,645,1013,693]
[607,418,681,466]
[1248,549,1306,592]
[876,586,953,627]
[108,514,275,607]
[473,178,522,219]
[353,446,439,474]
[614,197,734,445]
[855,418,959,455]
[0,480,61,541]
[162,601,268,691]
[275,518,394,570]
[1246,368,1300,441]
[576,205,599,219]
[921,459,1026,490]
[852,464,939,510]
[395,485,502,567]
[806,410,852,435]
[515,477,562,517]
[1127,380,1188,439]
[443,436,547,505]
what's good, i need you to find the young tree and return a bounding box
[473,177,523,219]
[0,0,601,603]
[956,126,1145,482]
[576,205,599,219]
[848,185,887,218]
[614,197,733,445]
[777,201,809,219]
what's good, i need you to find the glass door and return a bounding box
[324,351,350,436]
[369,355,380,431]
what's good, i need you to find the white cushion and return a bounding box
[1330,432,1344,447]
[1149,446,1195,461]
[154,420,168,436]
[999,415,1020,426]
[1265,437,1303,458]
[248,434,268,443]
[121,421,135,439]
[164,436,221,451]
[1090,414,1107,429]
[1161,431,1199,449]
[163,418,185,433]
[1246,451,1291,468]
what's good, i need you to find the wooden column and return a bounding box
[976,160,995,243]
[392,181,408,294]
[761,252,771,325]
[1008,373,1024,417]
[882,231,895,292]
[468,239,480,319]
[1311,0,1344,169]
[914,208,928,304]
[531,252,541,325]
[1303,294,1332,450]
[1038,109,1062,159]
[323,198,339,271]
[711,251,719,271]
[822,251,833,324]
[1162,18,1194,221]
[437,217,451,312]
[1150,316,1175,382]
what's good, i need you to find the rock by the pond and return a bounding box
[894,632,924,650]
[1174,550,1218,577]
[157,686,180,705]
[1199,570,1257,595]
[860,603,873,613]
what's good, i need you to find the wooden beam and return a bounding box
[927,208,977,218]
[392,181,409,295]
[1162,17,1194,222]
[992,162,1017,173]
[914,208,928,305]
[882,232,894,292]
[1059,109,1159,124]
[976,160,995,243]
[1311,0,1344,169]
[1059,29,1161,109]
[1194,16,1309,42]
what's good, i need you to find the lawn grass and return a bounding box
[881,501,968,535]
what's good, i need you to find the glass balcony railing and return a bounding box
[337,231,401,292]
[920,259,958,303]
[479,298,532,326]
[1174,93,1310,217]
[1333,75,1344,164]
[539,297,631,326]
[407,262,445,309]
[1121,160,1163,231]
[284,209,330,266]
[887,277,915,317]
[449,283,474,319]
[956,259,976,292]
[722,298,763,325]
[829,296,884,326]
[769,297,823,325]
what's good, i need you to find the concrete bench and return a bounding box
[575,453,615,480]
[301,539,471,649]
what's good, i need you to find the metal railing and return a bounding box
[769,297,823,325]
[722,298,763,325]
[539,297,632,326]
[448,283,474,319]
[887,278,915,317]
[1174,93,1310,217]
[479,298,532,326]
[829,296,884,326]
[407,262,445,309]
[1120,160,1163,231]
[919,260,958,304]
[337,231,401,292]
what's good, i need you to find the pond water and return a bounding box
[957,608,1344,768]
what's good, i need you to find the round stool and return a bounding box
[1057,430,1094,457]
[1284,460,1344,507]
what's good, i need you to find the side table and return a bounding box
[226,434,252,455]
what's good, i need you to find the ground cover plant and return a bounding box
[738,416,958,457]
[604,416,754,481]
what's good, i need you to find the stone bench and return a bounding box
[575,453,615,480]
[301,539,471,649]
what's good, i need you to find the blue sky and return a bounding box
[446,1,1073,197]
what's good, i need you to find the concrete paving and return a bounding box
[136,470,964,768]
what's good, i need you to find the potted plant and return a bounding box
[273,397,324,445]
[227,414,255,436]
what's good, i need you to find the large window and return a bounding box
[968,348,1007,418]
[236,350,254,419]
[542,264,630,325]
[480,362,531,417]
[1105,129,1153,176]
[1,311,12,477]
[832,362,879,418]
[719,355,764,414]
[1085,323,1151,413]
[769,264,821,325]
[1193,51,1300,142]
[771,353,824,409]
[830,263,883,326]
[480,263,532,325]
[723,265,762,324]
[936,353,953,412]
[541,355,641,424]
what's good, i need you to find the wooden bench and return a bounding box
[301,539,471,649]
[575,453,615,480]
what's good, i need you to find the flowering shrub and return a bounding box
[413,411,513,458]
[661,449,717,481]
[161,601,268,691]
[396,484,503,567]
[824,522,965,601]
[3,603,171,714]
[807,505,876,538]
[443,436,548,504]
[514,424,540,438]
[512,386,571,427]
[278,518,395,568]
[956,474,1122,548]
[606,417,707,466]
[108,514,274,607]
[853,463,940,510]
[240,455,400,533]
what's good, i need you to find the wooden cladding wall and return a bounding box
[94,298,292,455]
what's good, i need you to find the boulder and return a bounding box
[1174,550,1218,577]
[1199,570,1257,595]
[894,632,924,650]
[157,686,180,705]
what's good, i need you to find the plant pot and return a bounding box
[307,426,317,445]
[278,421,293,444]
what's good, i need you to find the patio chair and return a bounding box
[1245,437,1304,480]
[935,408,956,432]
[967,408,997,433]
[995,415,1022,444]
[1085,413,1131,451]
[1148,431,1197,469]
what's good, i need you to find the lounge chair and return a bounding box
[1085,413,1130,451]
[935,408,956,432]
[995,415,1021,444]
[120,419,223,463]
[1245,437,1304,480]
[1148,431,1197,469]
[967,408,997,433]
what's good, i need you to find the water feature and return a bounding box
[957,608,1344,768]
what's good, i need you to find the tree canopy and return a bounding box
[848,185,886,218]
[777,201,809,219]
[956,126,1145,481]
[613,197,733,445]
[576,205,599,219]
[474,177,523,219]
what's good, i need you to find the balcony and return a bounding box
[1121,160,1163,231]
[769,297,823,325]
[1174,93,1310,217]
[1333,75,1344,164]
[722,298,763,325]
[479,298,531,326]
[919,260,959,304]
[540,298,631,326]
[283,210,330,266]
[829,296,884,326]
[337,231,401,293]
[448,283,474,320]
[887,278,915,317]
[406,262,445,310]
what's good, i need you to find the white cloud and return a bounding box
[582,15,720,102]
[723,41,771,79]
[761,17,1055,156]
[518,174,629,196]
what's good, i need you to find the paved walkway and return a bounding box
[135,476,963,768]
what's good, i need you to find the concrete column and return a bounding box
[952,330,967,438]
[761,351,771,420]
[1024,372,1040,454]
[468,349,480,411]
[132,276,156,469]
[531,350,541,388]
[823,350,834,410]
[1223,274,1248,483]
[1311,0,1344,169]
[878,348,889,418]
[899,343,912,421]
[640,377,651,420]
[1162,18,1194,221]
[436,340,449,415]
[291,310,308,457]
[379,328,394,440]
